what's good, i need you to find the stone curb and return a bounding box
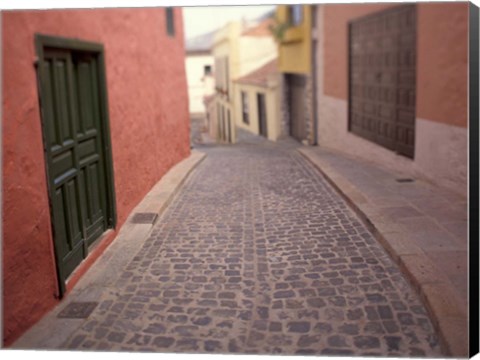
[297,146,468,358]
[12,150,207,350]
[133,149,207,217]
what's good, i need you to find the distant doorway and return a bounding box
[257,93,268,138]
[287,74,306,142]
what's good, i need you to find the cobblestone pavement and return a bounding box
[62,143,443,356]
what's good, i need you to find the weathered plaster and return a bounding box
[2,8,190,345]
[321,3,468,129]
[185,54,214,114]
[416,3,468,127]
[234,78,281,141]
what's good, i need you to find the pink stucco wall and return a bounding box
[322,2,468,128]
[416,3,468,127]
[317,3,469,196]
[323,3,395,100]
[2,8,190,345]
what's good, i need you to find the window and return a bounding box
[288,5,303,26]
[204,65,212,76]
[166,7,175,36]
[241,91,249,124]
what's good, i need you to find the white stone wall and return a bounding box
[185,54,214,115]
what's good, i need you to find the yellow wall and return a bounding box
[235,80,281,141]
[212,22,241,143]
[238,36,277,77]
[276,5,312,74]
[211,20,278,143]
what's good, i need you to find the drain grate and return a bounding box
[396,178,414,183]
[131,212,158,224]
[57,302,98,319]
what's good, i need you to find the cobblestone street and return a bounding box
[61,143,443,356]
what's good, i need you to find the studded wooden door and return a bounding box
[35,35,116,295]
[349,5,416,158]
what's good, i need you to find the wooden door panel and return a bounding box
[349,5,416,158]
[37,35,115,294]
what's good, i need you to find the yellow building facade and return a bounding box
[234,60,282,141]
[275,5,312,75]
[211,22,241,143]
[274,5,316,145]
[209,17,278,143]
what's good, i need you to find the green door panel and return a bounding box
[36,35,116,296]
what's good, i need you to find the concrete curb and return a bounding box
[297,146,468,358]
[12,150,207,350]
[133,149,207,217]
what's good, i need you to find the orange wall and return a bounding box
[416,3,468,127]
[2,8,190,345]
[323,3,394,99]
[323,2,468,127]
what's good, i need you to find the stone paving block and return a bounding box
[441,220,468,245]
[298,145,467,358]
[378,232,423,261]
[399,254,450,288]
[380,206,423,220]
[421,283,466,320]
[14,144,445,357]
[435,316,468,357]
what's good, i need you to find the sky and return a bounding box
[183,5,275,39]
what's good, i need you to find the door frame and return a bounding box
[35,34,117,296]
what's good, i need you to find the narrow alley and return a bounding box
[19,141,442,356]
[3,3,475,357]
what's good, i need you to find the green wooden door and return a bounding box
[36,35,116,295]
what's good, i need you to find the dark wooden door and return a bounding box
[36,35,115,295]
[221,107,226,142]
[288,74,306,142]
[349,5,416,158]
[227,110,232,143]
[257,93,268,137]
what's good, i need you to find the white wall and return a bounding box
[238,36,277,78]
[185,54,214,115]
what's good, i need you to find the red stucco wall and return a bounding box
[323,2,468,127]
[416,3,468,127]
[323,3,394,100]
[2,8,190,345]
